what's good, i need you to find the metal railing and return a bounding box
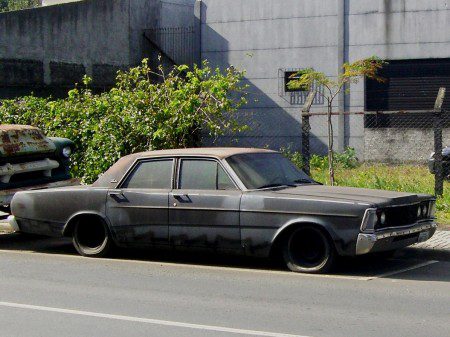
[144,26,197,68]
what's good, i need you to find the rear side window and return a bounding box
[179,159,236,190]
[122,159,173,189]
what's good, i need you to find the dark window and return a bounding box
[122,160,173,189]
[284,71,301,92]
[179,159,236,190]
[365,58,450,128]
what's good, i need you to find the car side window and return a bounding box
[122,159,173,189]
[179,159,236,190]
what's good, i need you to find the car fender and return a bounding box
[271,216,347,255]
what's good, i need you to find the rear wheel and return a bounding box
[72,218,113,257]
[282,226,336,274]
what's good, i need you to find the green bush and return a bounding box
[282,147,359,170]
[0,60,248,183]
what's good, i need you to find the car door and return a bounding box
[106,158,174,246]
[169,157,242,251]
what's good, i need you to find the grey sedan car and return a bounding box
[8,148,437,273]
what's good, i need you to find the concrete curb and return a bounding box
[0,221,13,234]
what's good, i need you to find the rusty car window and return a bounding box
[179,159,236,190]
[122,159,173,189]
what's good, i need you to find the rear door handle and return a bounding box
[109,191,124,197]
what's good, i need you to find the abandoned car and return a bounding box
[0,125,79,212]
[8,148,437,273]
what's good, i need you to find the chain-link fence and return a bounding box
[301,91,448,197]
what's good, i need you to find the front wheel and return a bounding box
[72,218,114,257]
[282,226,336,274]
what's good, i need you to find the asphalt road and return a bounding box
[0,234,449,337]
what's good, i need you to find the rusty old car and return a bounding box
[0,124,79,213]
[8,148,437,273]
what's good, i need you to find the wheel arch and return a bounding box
[269,217,341,258]
[63,211,111,237]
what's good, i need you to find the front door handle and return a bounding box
[173,193,191,203]
[109,191,128,203]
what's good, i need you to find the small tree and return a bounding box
[288,57,385,185]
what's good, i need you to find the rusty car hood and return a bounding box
[0,125,56,157]
[270,185,420,206]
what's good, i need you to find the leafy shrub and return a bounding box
[0,60,248,183]
[280,146,303,168]
[282,147,359,171]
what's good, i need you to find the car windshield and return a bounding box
[226,152,315,189]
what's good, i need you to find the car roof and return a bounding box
[92,147,277,188]
[133,147,277,160]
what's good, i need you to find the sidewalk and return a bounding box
[412,229,450,251]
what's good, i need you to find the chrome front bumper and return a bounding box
[356,221,437,255]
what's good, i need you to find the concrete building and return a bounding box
[198,0,450,161]
[1,0,449,161]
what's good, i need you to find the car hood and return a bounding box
[270,185,421,206]
[0,125,55,157]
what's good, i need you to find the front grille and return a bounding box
[0,153,71,190]
[376,204,419,230]
[392,233,419,242]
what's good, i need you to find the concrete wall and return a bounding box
[365,128,450,163]
[346,0,450,160]
[199,0,450,161]
[0,0,132,96]
[200,0,339,150]
[0,0,195,97]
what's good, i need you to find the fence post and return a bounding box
[301,91,315,175]
[433,87,446,197]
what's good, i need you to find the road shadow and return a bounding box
[1,233,448,282]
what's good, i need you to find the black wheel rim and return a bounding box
[76,221,107,251]
[288,228,329,269]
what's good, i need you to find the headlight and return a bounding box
[417,206,422,218]
[62,146,72,158]
[422,205,428,217]
[361,209,377,233]
[429,201,436,218]
[379,212,386,225]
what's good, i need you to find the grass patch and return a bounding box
[310,164,449,228]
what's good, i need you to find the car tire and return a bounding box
[72,218,114,257]
[282,226,336,274]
